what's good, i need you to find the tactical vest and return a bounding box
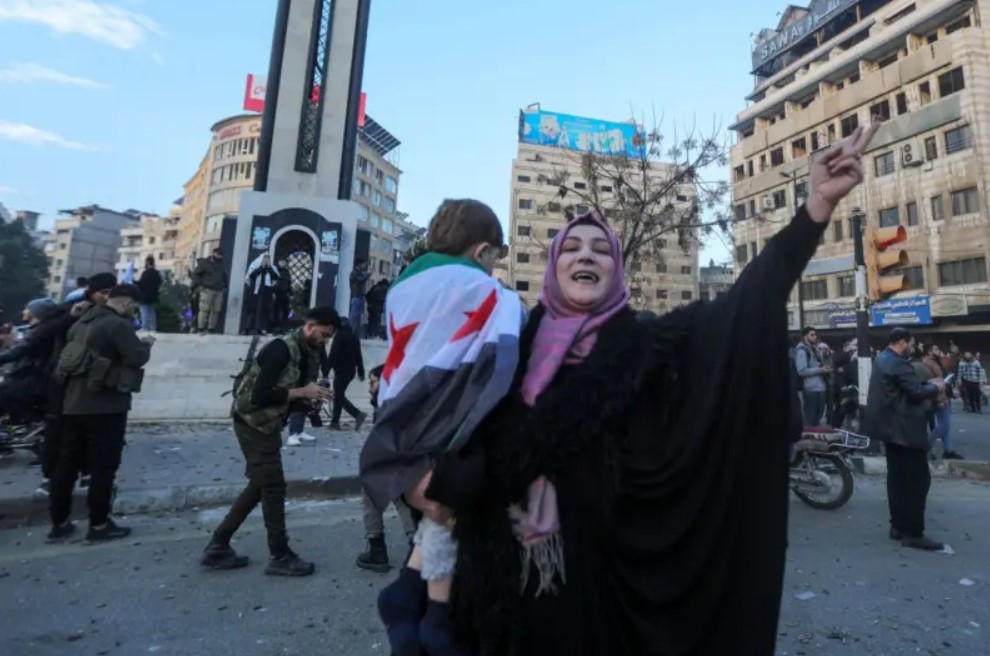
[232,329,319,434]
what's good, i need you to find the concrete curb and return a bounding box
[0,475,363,529]
[850,456,990,482]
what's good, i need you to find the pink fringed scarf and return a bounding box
[511,210,629,595]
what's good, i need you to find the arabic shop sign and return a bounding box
[752,0,857,72]
[824,295,934,329]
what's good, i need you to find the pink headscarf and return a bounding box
[520,210,630,405]
[511,211,629,591]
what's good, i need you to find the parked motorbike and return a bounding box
[790,427,870,510]
[0,411,45,458]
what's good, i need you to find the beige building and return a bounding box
[43,205,138,300]
[509,142,698,311]
[174,113,405,283]
[732,0,990,331]
[115,210,181,281]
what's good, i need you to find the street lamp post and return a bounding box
[851,206,872,409]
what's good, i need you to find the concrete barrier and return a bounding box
[131,333,389,422]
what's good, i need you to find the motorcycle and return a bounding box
[0,416,45,458]
[790,427,870,510]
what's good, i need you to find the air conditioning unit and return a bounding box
[762,196,776,210]
[901,138,923,167]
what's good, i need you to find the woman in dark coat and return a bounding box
[412,125,879,656]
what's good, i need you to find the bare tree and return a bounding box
[517,112,755,283]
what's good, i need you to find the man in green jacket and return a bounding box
[200,306,337,576]
[192,248,228,334]
[47,284,153,543]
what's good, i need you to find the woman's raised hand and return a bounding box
[806,122,881,223]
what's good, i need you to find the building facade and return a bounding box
[699,261,735,301]
[115,210,181,281]
[174,113,405,283]
[509,142,699,311]
[44,205,138,299]
[732,0,990,332]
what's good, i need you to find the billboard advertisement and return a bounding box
[243,74,367,127]
[518,109,643,158]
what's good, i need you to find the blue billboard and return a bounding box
[871,295,933,327]
[518,109,643,158]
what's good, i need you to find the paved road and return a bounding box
[946,403,990,461]
[1,478,988,656]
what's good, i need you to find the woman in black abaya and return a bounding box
[413,124,880,656]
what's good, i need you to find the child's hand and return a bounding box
[407,470,453,525]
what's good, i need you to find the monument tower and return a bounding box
[222,0,372,334]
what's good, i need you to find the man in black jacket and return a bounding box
[48,284,153,544]
[324,319,367,430]
[864,328,946,551]
[136,256,163,332]
[365,278,389,339]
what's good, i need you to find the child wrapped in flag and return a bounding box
[361,199,521,656]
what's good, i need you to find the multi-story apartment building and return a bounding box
[732,0,990,333]
[44,205,138,299]
[174,114,405,282]
[699,261,735,301]
[509,112,698,311]
[115,210,181,280]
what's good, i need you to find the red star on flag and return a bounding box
[383,314,419,383]
[451,289,497,342]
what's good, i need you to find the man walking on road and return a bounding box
[795,326,830,426]
[324,317,367,431]
[47,284,153,544]
[349,259,371,337]
[958,351,986,414]
[865,328,946,551]
[200,307,336,577]
[192,248,228,334]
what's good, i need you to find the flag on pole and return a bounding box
[360,253,522,511]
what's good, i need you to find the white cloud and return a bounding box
[0,185,19,194]
[0,62,108,88]
[0,0,161,50]
[0,120,96,150]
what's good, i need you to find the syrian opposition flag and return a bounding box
[360,253,522,512]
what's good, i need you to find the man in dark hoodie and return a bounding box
[48,284,153,544]
[136,256,163,332]
[323,318,367,430]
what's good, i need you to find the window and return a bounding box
[791,138,807,159]
[734,204,746,221]
[833,220,844,242]
[681,291,694,301]
[516,175,531,183]
[878,206,900,227]
[770,148,784,167]
[838,275,855,297]
[748,200,756,216]
[733,165,745,182]
[574,204,589,214]
[876,52,898,70]
[658,239,668,248]
[656,289,668,300]
[574,182,587,190]
[870,100,891,121]
[896,93,908,115]
[874,152,895,176]
[772,190,787,209]
[951,186,979,216]
[840,114,859,138]
[385,176,398,193]
[938,67,965,97]
[801,279,829,300]
[148,236,156,245]
[547,202,562,213]
[680,265,692,275]
[373,190,383,207]
[931,194,944,221]
[382,218,394,234]
[736,244,748,263]
[516,225,531,237]
[375,169,385,184]
[945,125,972,154]
[54,275,61,283]
[811,131,820,151]
[759,154,767,172]
[926,31,938,44]
[938,257,987,286]
[359,181,371,197]
[601,185,613,193]
[919,81,932,106]
[656,263,667,273]
[945,16,971,34]
[906,201,919,226]
[547,228,559,238]
[827,123,836,143]
[384,197,396,213]
[924,136,938,160]
[370,212,380,228]
[518,199,534,210]
[849,72,860,84]
[747,161,754,177]
[515,280,530,292]
[357,204,369,221]
[516,253,531,264]
[676,194,689,202]
[750,241,757,258]
[903,265,924,289]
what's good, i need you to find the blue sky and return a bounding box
[0,0,787,264]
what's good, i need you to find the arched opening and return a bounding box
[272,228,319,317]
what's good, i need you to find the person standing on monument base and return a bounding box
[349,258,371,337]
[192,247,228,334]
[200,306,336,577]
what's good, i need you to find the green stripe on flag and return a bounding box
[392,252,486,288]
